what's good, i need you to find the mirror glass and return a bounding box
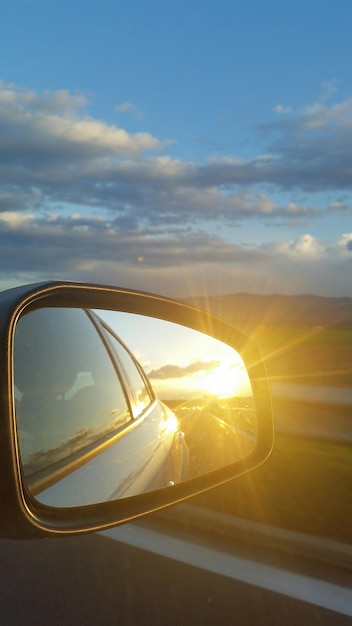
[14,307,256,508]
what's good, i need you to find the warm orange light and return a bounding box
[194,359,251,399]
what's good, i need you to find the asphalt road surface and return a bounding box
[1,528,351,626]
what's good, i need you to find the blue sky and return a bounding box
[1,0,352,296]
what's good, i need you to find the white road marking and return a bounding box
[102,523,352,617]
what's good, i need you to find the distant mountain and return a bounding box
[184,293,352,329]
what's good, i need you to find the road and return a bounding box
[1,513,351,625]
[179,408,255,477]
[1,383,351,625]
[103,507,352,619]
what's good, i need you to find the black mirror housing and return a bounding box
[0,281,273,539]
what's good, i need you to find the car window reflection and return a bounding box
[15,307,132,478]
[101,323,153,418]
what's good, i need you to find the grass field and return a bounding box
[193,432,352,544]
[250,327,352,387]
[172,318,352,544]
[170,306,352,545]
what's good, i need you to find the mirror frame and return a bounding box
[0,281,273,539]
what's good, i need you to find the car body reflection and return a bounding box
[15,307,189,507]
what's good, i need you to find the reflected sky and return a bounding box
[97,311,252,400]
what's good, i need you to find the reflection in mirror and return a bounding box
[14,308,256,509]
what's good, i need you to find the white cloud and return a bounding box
[0,211,350,296]
[335,233,352,255]
[0,82,161,158]
[259,96,352,191]
[275,234,325,259]
[0,212,36,228]
[1,81,352,296]
[274,105,292,114]
[328,200,352,213]
[0,81,88,113]
[114,101,145,120]
[303,99,352,129]
[1,80,352,229]
[44,116,159,153]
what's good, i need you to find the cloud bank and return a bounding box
[0,81,351,296]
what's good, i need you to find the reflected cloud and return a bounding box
[147,360,220,379]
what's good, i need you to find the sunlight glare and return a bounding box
[194,358,251,399]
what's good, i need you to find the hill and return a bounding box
[185,293,352,330]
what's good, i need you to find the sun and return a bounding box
[196,359,252,399]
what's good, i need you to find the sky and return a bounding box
[1,0,352,297]
[99,310,252,399]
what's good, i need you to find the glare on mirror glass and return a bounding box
[14,307,256,509]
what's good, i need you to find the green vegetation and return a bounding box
[194,433,352,544]
[178,300,352,544]
[188,294,352,386]
[252,327,352,387]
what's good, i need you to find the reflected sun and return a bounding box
[195,360,251,399]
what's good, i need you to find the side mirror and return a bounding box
[0,281,273,539]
